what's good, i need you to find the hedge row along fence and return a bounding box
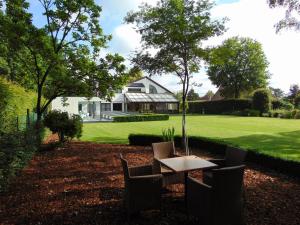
[113,114,169,122]
[128,134,300,178]
[188,99,252,114]
[188,99,289,114]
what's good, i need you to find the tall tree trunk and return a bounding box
[182,81,188,155]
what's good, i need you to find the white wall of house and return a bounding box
[51,77,175,116]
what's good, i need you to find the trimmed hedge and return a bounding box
[114,114,169,122]
[128,134,300,177]
[188,99,252,114]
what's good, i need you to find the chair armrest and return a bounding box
[187,176,212,191]
[209,158,226,167]
[129,164,153,176]
[129,174,163,187]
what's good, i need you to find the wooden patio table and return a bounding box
[158,155,217,206]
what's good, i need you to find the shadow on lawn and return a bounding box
[222,130,300,162]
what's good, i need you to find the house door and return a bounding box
[88,102,96,117]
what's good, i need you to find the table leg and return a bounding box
[184,171,188,210]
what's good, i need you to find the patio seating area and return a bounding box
[0,141,299,225]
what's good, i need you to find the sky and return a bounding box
[28,0,300,96]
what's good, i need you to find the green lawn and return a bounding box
[82,115,300,162]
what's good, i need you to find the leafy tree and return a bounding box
[126,66,144,83]
[252,88,271,116]
[200,90,214,100]
[207,37,269,99]
[270,87,285,99]
[268,0,300,32]
[288,84,300,102]
[295,94,300,108]
[187,89,200,101]
[125,0,226,153]
[44,110,82,142]
[1,0,130,143]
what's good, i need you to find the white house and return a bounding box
[51,76,179,121]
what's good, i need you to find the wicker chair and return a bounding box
[120,154,163,217]
[203,147,247,185]
[187,165,245,225]
[152,141,184,187]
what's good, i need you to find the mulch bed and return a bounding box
[0,140,300,225]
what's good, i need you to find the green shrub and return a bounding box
[295,94,300,109]
[272,99,294,110]
[0,129,38,191]
[281,110,293,119]
[0,78,39,133]
[44,110,83,142]
[188,99,252,114]
[252,89,271,116]
[113,114,169,122]
[295,110,300,119]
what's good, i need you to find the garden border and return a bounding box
[128,134,300,177]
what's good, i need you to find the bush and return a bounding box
[0,128,38,191]
[269,109,300,119]
[44,110,83,142]
[295,110,300,119]
[295,94,300,109]
[0,78,40,133]
[188,99,252,114]
[128,134,300,177]
[252,89,271,116]
[272,99,294,110]
[113,114,169,122]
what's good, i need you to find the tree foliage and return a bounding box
[187,88,200,101]
[268,0,300,32]
[0,0,131,131]
[44,110,82,142]
[288,84,300,102]
[125,0,226,152]
[270,87,285,99]
[207,37,269,99]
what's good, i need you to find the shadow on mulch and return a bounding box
[0,141,299,225]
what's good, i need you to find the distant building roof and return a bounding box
[211,87,224,101]
[127,83,145,88]
[125,93,178,103]
[199,94,212,101]
[127,76,174,94]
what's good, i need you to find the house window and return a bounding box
[128,88,141,93]
[149,85,158,94]
[167,103,178,110]
[113,103,122,111]
[101,103,111,111]
[78,103,83,112]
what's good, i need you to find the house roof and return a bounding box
[127,76,174,94]
[125,93,178,103]
[127,83,145,88]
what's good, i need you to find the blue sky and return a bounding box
[28,0,300,96]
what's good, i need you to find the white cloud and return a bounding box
[105,0,300,95]
[109,24,141,55]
